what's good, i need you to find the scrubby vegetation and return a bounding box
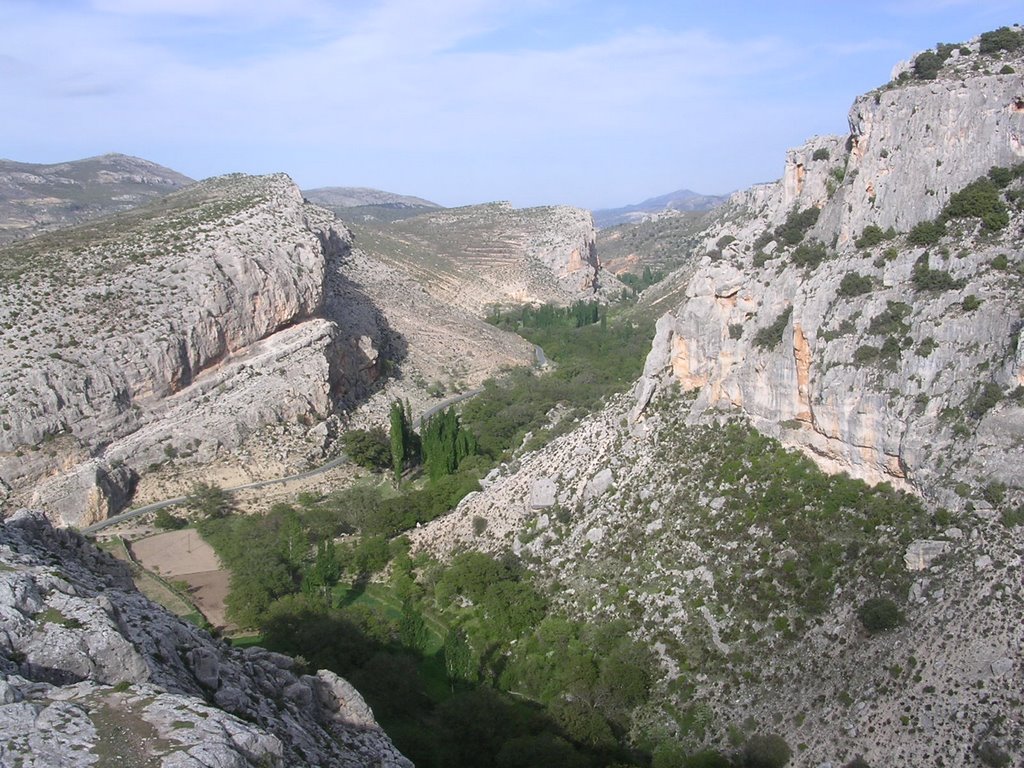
[979,26,1023,55]
[774,207,820,246]
[837,272,873,298]
[856,597,903,634]
[753,307,793,350]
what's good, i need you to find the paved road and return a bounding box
[416,387,484,428]
[81,455,351,535]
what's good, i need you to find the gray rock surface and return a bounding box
[631,38,1024,506]
[0,509,411,767]
[904,540,951,571]
[0,173,534,526]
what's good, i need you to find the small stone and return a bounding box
[991,658,1013,677]
[904,540,950,571]
[529,477,557,509]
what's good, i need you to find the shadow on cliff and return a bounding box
[319,229,409,411]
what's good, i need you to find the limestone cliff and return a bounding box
[0,509,411,767]
[635,32,1024,507]
[0,173,533,527]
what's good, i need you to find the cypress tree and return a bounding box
[389,400,406,483]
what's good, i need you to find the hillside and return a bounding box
[0,173,532,527]
[597,209,710,277]
[350,202,626,316]
[410,27,1024,765]
[303,186,442,224]
[593,188,727,228]
[0,153,192,243]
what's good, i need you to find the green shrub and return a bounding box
[912,254,963,291]
[742,734,792,768]
[754,307,793,350]
[341,428,392,472]
[988,166,1014,188]
[729,323,744,340]
[942,177,1008,230]
[976,739,1013,768]
[913,51,942,80]
[812,148,830,161]
[775,207,820,246]
[1000,64,1016,74]
[867,301,912,336]
[1000,506,1024,528]
[853,345,879,365]
[186,482,234,519]
[979,26,1023,55]
[981,481,1007,506]
[685,750,732,768]
[855,225,885,249]
[962,295,982,311]
[843,757,872,768]
[907,219,945,246]
[154,509,188,530]
[838,272,873,297]
[969,382,1003,419]
[791,239,827,269]
[857,597,902,634]
[990,254,1009,269]
[916,337,938,357]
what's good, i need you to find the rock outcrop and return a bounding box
[0,173,533,526]
[0,509,411,767]
[632,34,1024,506]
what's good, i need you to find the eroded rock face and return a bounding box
[632,41,1024,506]
[0,174,370,525]
[1,172,540,526]
[0,510,411,768]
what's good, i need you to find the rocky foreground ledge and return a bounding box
[0,510,410,768]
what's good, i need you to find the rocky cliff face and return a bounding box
[0,173,534,527]
[633,34,1024,506]
[0,509,411,767]
[408,31,1024,764]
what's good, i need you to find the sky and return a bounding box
[1,1,1020,209]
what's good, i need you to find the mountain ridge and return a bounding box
[0,153,193,243]
[593,187,728,228]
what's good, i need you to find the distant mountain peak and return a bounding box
[592,187,728,228]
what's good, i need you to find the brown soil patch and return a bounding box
[131,529,234,632]
[132,530,220,574]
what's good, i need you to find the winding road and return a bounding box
[81,375,527,537]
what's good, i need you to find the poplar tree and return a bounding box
[389,400,406,483]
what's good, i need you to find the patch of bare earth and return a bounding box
[131,529,234,633]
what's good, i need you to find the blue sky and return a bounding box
[1,1,1019,208]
